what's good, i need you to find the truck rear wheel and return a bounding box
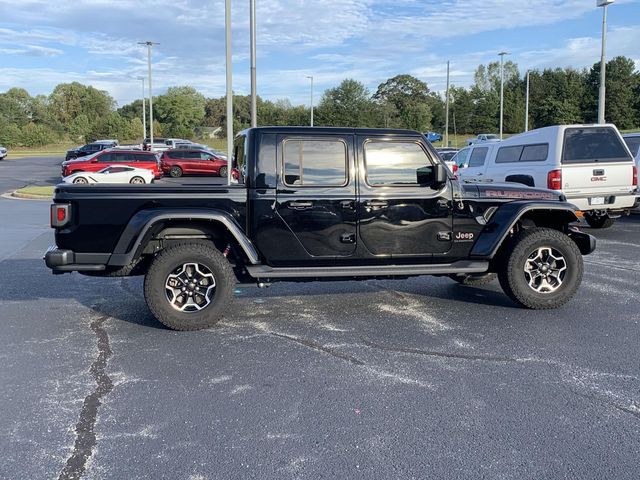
[584,212,615,229]
[498,227,583,310]
[143,242,235,330]
[449,272,497,286]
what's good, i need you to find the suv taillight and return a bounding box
[547,169,562,190]
[50,204,71,228]
[633,166,638,187]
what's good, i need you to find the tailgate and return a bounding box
[561,126,635,195]
[562,162,634,194]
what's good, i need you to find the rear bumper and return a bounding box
[566,193,636,212]
[44,246,107,274]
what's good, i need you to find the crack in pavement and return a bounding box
[564,387,640,422]
[58,314,113,480]
[270,332,365,366]
[361,339,518,363]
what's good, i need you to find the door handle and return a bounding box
[287,200,313,209]
[363,200,388,212]
[364,200,388,207]
[340,200,355,210]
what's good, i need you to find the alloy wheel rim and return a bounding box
[74,178,87,184]
[523,247,567,294]
[131,177,144,184]
[165,263,216,312]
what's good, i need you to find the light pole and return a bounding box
[249,0,257,128]
[138,41,159,150]
[138,77,146,141]
[306,76,314,127]
[225,0,233,185]
[498,51,509,140]
[597,0,614,124]
[444,60,450,146]
[524,71,530,132]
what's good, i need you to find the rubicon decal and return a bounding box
[483,190,557,200]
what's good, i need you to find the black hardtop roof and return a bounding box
[241,126,422,136]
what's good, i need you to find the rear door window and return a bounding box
[562,127,632,164]
[134,153,153,162]
[283,139,347,186]
[468,147,488,167]
[364,141,433,186]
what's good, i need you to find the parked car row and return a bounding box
[0,145,7,160]
[60,146,239,184]
[450,124,638,228]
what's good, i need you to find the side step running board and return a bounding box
[246,261,489,279]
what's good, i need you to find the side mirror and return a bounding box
[417,164,448,187]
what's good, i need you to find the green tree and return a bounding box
[0,119,22,147]
[154,86,206,138]
[0,88,34,126]
[49,82,114,128]
[68,114,91,142]
[374,75,432,131]
[316,79,376,127]
[586,56,639,128]
[20,123,57,147]
[129,117,144,141]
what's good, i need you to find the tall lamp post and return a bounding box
[498,51,509,140]
[225,0,233,185]
[597,0,614,124]
[306,75,314,127]
[524,71,530,132]
[444,61,450,146]
[138,41,159,150]
[249,0,257,128]
[138,77,146,140]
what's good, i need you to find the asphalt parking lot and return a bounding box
[1,156,639,479]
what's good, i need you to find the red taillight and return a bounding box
[547,169,562,190]
[452,164,458,173]
[51,204,70,228]
[633,166,638,187]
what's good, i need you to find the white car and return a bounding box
[467,133,500,145]
[63,166,155,185]
[454,124,637,228]
[0,146,7,160]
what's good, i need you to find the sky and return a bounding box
[1,0,639,108]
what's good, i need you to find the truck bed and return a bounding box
[53,183,248,254]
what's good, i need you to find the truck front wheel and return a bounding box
[498,227,583,309]
[144,242,235,330]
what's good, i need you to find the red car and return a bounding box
[160,149,235,178]
[61,150,161,178]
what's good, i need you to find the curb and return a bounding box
[1,191,52,201]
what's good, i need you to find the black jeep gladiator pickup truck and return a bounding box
[45,127,595,330]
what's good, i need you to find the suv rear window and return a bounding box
[562,127,632,164]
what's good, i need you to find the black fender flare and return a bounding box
[470,201,581,259]
[107,208,260,266]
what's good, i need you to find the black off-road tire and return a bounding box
[169,166,183,178]
[584,212,615,229]
[498,227,583,310]
[144,242,235,330]
[449,272,497,287]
